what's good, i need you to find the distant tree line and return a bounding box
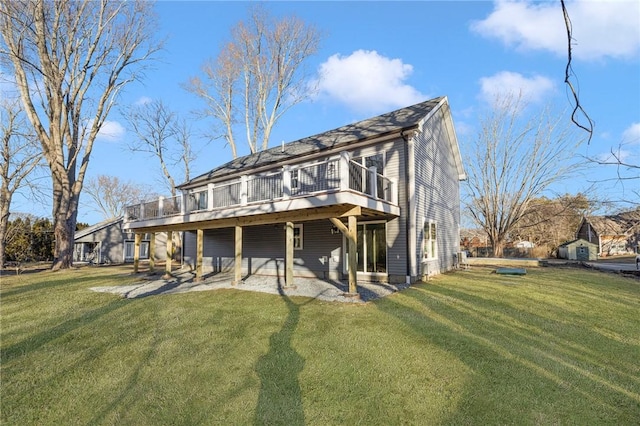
[3,216,56,263]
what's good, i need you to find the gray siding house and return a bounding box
[123,97,466,293]
[74,217,167,264]
[576,210,640,256]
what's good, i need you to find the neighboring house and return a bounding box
[74,217,167,264]
[460,228,490,257]
[557,238,598,261]
[514,241,535,249]
[123,97,466,292]
[576,210,640,256]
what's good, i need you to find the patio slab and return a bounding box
[90,270,409,303]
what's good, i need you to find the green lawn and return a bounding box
[1,265,639,425]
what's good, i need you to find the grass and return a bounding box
[1,265,639,425]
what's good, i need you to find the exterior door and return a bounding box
[124,241,135,261]
[576,246,589,261]
[346,222,387,274]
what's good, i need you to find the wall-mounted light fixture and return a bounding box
[330,226,340,235]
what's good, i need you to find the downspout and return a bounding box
[403,130,417,283]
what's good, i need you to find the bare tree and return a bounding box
[187,5,321,158]
[465,94,582,257]
[560,1,638,208]
[0,99,43,267]
[0,0,160,269]
[510,194,591,256]
[83,175,157,221]
[125,99,194,197]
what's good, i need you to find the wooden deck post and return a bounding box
[149,233,156,273]
[195,228,203,281]
[285,221,295,288]
[328,216,359,297]
[347,215,358,295]
[164,230,173,278]
[234,225,243,285]
[133,233,141,273]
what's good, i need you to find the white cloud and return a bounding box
[479,71,555,103]
[314,50,427,113]
[135,96,152,105]
[97,120,125,141]
[471,0,640,61]
[622,122,640,145]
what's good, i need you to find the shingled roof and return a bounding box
[181,97,444,188]
[74,216,122,240]
[585,209,640,236]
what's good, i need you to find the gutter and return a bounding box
[405,130,417,281]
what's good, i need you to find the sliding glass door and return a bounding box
[348,222,387,274]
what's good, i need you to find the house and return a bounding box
[460,228,490,257]
[123,97,466,294]
[74,217,167,264]
[576,210,640,256]
[557,238,598,261]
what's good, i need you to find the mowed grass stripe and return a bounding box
[1,265,638,425]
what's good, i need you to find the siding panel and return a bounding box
[413,108,461,277]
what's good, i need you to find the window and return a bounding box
[124,241,135,260]
[140,241,150,259]
[189,191,207,211]
[424,220,437,259]
[293,224,303,250]
[291,169,299,192]
[352,153,385,197]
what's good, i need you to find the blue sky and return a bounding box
[8,1,640,224]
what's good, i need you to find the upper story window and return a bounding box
[189,190,208,211]
[424,220,437,259]
[352,153,385,197]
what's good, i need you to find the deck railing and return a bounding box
[247,171,283,203]
[162,195,182,216]
[125,153,397,223]
[212,180,241,208]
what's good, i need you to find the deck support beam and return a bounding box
[195,228,203,281]
[234,225,243,285]
[133,233,141,273]
[285,222,295,288]
[164,231,173,278]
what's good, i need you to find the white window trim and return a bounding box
[423,219,438,260]
[293,224,303,250]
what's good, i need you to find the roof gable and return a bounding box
[74,217,123,240]
[183,97,448,187]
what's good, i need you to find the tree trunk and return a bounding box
[0,189,10,267]
[488,233,505,258]
[51,183,79,270]
[492,241,505,258]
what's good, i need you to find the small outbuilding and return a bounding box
[74,217,168,264]
[557,238,598,261]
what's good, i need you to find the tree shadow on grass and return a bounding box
[253,276,307,425]
[0,274,115,298]
[374,283,640,424]
[86,312,160,426]
[2,299,128,364]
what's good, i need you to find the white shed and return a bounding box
[557,238,598,261]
